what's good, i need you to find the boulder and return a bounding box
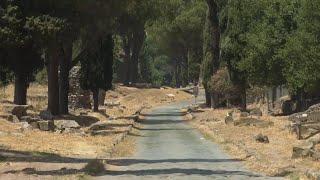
[88,121,113,131]
[234,117,274,128]
[8,115,20,123]
[311,151,320,161]
[20,116,31,122]
[54,120,80,130]
[292,141,314,159]
[63,128,82,134]
[39,111,54,120]
[273,96,296,115]
[254,134,269,143]
[307,134,320,146]
[306,103,320,113]
[288,112,308,122]
[2,105,29,119]
[29,122,39,129]
[20,116,41,124]
[19,122,33,131]
[240,112,250,118]
[249,108,263,117]
[38,121,54,131]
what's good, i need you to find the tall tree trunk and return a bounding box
[205,88,211,107]
[272,87,277,108]
[131,29,145,83]
[92,89,99,112]
[59,41,73,115]
[176,60,182,88]
[14,72,27,105]
[295,88,307,112]
[46,42,60,115]
[240,84,247,111]
[174,59,178,87]
[123,34,132,85]
[206,0,221,108]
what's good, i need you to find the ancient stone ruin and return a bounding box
[68,66,91,111]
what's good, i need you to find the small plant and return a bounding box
[82,160,106,175]
[0,155,7,163]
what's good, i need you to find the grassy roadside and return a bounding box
[187,108,320,179]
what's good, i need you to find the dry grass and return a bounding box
[111,123,142,158]
[0,122,114,158]
[105,86,192,117]
[189,108,320,177]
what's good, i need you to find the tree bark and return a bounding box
[295,89,307,112]
[14,72,27,105]
[131,28,146,83]
[177,60,182,87]
[123,34,132,86]
[46,42,60,115]
[59,41,73,115]
[206,0,221,108]
[92,89,99,112]
[240,84,247,111]
[205,88,211,107]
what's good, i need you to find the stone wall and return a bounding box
[68,66,91,111]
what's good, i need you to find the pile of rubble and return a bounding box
[68,66,91,111]
[289,103,320,161]
[0,103,83,134]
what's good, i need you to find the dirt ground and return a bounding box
[188,107,320,179]
[0,84,192,179]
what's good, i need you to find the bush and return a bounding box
[82,160,106,175]
[208,68,238,101]
[35,68,48,84]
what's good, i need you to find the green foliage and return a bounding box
[0,1,43,85]
[80,34,114,91]
[35,68,47,84]
[280,0,320,93]
[147,0,206,86]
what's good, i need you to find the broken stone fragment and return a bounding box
[292,140,314,159]
[54,120,80,130]
[254,134,269,143]
[38,121,54,131]
[2,105,29,119]
[19,122,33,131]
[8,115,20,123]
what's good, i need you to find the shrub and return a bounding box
[82,160,106,175]
[208,68,238,101]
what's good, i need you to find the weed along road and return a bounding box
[97,100,281,180]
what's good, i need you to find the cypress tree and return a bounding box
[80,34,114,112]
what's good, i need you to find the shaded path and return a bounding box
[96,100,281,179]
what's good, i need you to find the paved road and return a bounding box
[96,100,281,180]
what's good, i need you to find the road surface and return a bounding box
[96,100,281,180]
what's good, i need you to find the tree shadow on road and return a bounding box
[138,119,187,125]
[107,158,243,166]
[140,112,186,117]
[6,167,262,178]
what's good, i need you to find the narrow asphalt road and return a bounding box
[96,100,281,180]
